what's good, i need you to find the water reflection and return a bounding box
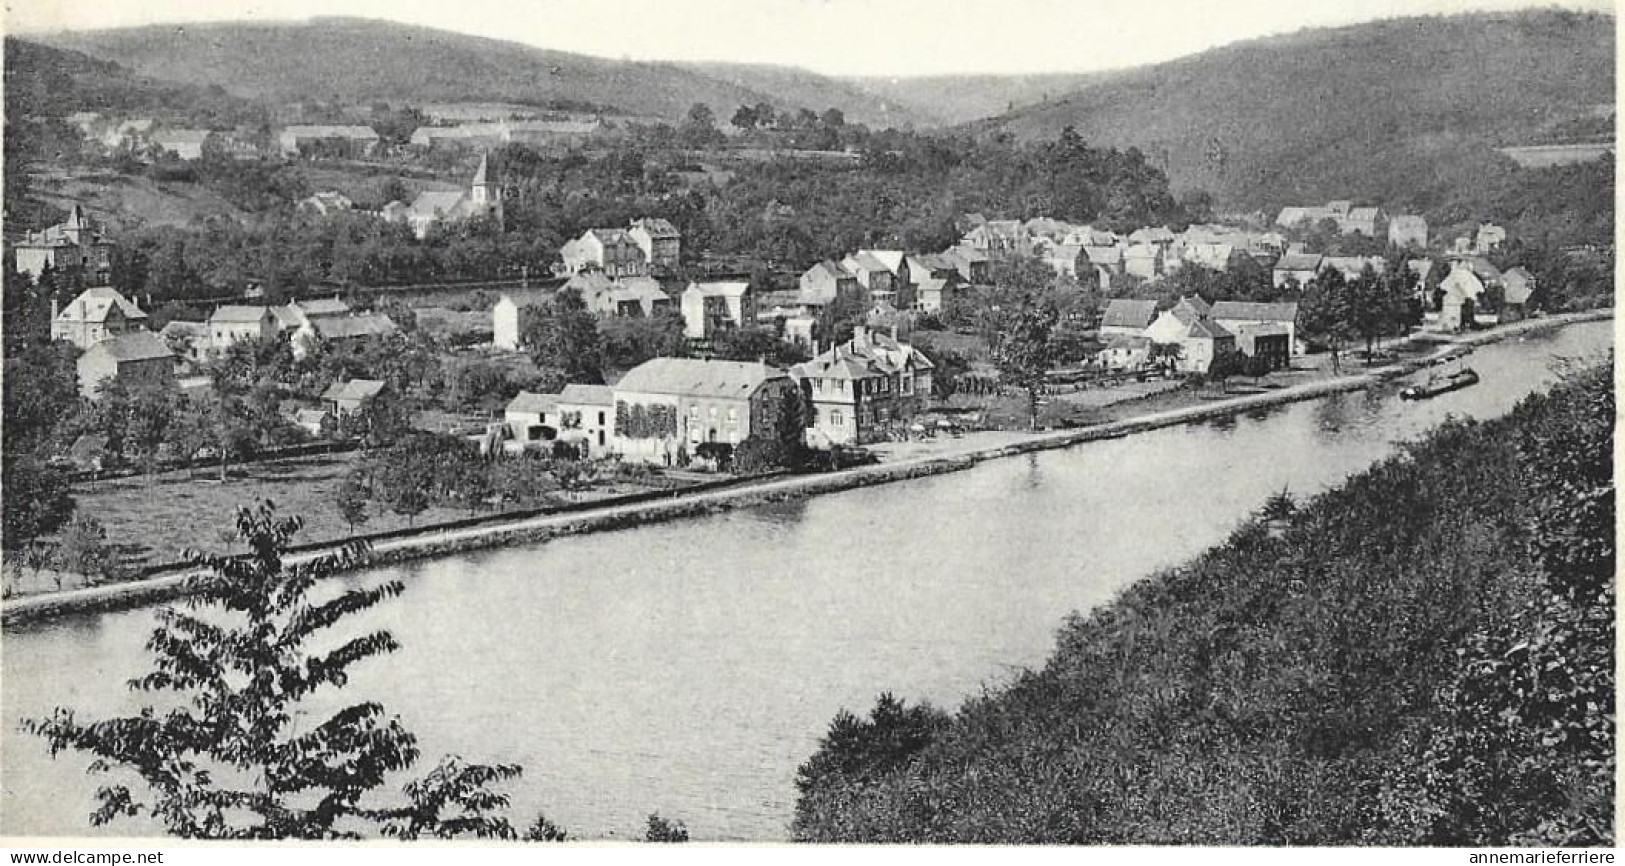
[742,497,811,529]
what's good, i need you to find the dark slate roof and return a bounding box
[1101,299,1159,329]
[615,358,785,399]
[88,331,173,363]
[322,379,385,403]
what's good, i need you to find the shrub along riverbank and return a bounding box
[793,356,1614,846]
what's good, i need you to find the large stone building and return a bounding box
[14,205,116,282]
[610,358,797,465]
[76,331,175,399]
[794,326,934,446]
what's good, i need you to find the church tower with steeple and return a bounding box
[470,152,504,230]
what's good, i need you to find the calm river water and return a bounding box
[2,321,1611,841]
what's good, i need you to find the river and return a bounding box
[1,320,1611,841]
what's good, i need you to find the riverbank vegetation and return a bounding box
[793,356,1614,845]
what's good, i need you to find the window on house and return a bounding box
[727,408,739,423]
[831,410,843,426]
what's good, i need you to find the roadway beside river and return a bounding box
[3,308,1611,627]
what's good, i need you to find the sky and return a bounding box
[4,0,1616,77]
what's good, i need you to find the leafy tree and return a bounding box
[335,470,371,536]
[53,512,113,585]
[1148,341,1184,376]
[993,301,1059,431]
[522,289,605,385]
[23,501,522,839]
[2,456,75,553]
[1298,268,1356,373]
[1206,346,1247,392]
[524,813,569,842]
[644,814,690,843]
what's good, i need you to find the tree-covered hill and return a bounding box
[795,357,1614,845]
[968,10,1615,216]
[29,17,920,127]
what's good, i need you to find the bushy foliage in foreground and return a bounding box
[795,359,1613,845]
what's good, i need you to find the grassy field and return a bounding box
[65,451,669,576]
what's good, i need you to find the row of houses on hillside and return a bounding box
[178,297,398,361]
[491,277,752,351]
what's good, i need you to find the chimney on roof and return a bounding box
[890,324,898,341]
[852,325,868,347]
[51,297,59,321]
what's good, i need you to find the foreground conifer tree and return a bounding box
[25,500,521,840]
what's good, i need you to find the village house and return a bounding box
[77,331,175,399]
[962,219,1030,259]
[1101,334,1152,372]
[1501,266,1537,319]
[794,325,935,446]
[1388,215,1429,248]
[51,286,148,350]
[1124,243,1164,281]
[1474,223,1507,253]
[387,155,503,240]
[1407,259,1436,288]
[287,308,399,360]
[610,357,797,465]
[1275,201,1380,236]
[93,117,154,151]
[627,218,682,273]
[555,383,617,456]
[561,227,645,277]
[799,260,860,303]
[491,294,534,351]
[322,379,386,417]
[1344,207,1380,236]
[278,125,381,158]
[1177,242,1241,273]
[914,275,954,314]
[1272,251,1324,288]
[159,320,209,363]
[583,275,673,318]
[1127,226,1178,247]
[1041,243,1091,280]
[207,305,279,353]
[1210,300,1299,367]
[299,191,355,216]
[1099,298,1160,339]
[1323,255,1389,282]
[1144,296,1236,374]
[150,129,212,161]
[940,246,991,284]
[681,281,753,340]
[14,205,117,281]
[504,391,562,449]
[1083,246,1125,291]
[1433,262,1487,332]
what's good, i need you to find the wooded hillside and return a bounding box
[795,358,1615,845]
